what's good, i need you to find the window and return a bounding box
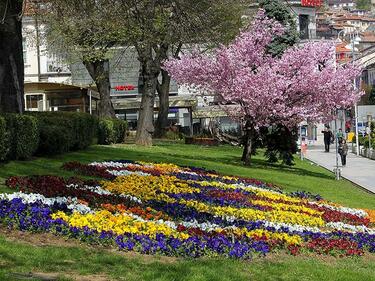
[46,53,70,73]
[25,94,43,111]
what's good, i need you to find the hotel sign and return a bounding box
[114,85,136,91]
[301,0,322,6]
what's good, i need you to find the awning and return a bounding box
[25,82,100,99]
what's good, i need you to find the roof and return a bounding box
[25,82,100,99]
[334,15,375,22]
[336,42,352,53]
[360,32,375,43]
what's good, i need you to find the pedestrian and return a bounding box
[337,128,344,144]
[301,137,307,160]
[338,139,349,167]
[322,126,333,152]
[345,121,351,133]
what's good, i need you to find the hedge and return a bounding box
[0,112,127,161]
[2,114,39,160]
[0,116,7,160]
[28,112,98,153]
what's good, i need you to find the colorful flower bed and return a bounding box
[1,160,375,259]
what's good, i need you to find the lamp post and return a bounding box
[334,110,340,180]
[337,30,361,156]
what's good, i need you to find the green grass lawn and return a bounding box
[0,142,374,281]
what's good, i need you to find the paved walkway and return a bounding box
[306,145,375,194]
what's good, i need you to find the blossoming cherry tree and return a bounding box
[164,10,363,165]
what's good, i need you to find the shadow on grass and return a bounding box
[0,144,333,183]
[155,151,333,180]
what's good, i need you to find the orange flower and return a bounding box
[363,209,375,224]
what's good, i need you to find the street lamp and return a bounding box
[337,30,361,156]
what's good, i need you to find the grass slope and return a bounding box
[0,142,374,209]
[0,142,374,281]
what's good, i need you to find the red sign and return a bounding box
[114,85,136,91]
[301,0,322,7]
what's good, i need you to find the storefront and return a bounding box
[112,95,197,134]
[24,82,100,114]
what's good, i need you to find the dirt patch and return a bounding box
[0,227,86,249]
[8,271,111,281]
[0,227,178,264]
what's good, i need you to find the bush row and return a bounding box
[352,135,375,149]
[0,112,127,161]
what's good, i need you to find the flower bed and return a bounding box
[1,160,375,259]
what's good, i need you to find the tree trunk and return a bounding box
[0,1,24,113]
[241,120,255,165]
[135,57,159,146]
[154,69,171,138]
[84,59,115,118]
[241,129,253,165]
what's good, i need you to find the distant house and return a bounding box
[326,0,356,9]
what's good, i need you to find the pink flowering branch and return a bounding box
[163,9,364,164]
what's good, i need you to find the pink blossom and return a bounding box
[163,10,363,129]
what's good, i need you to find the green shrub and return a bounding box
[3,114,39,160]
[113,119,127,143]
[98,118,127,145]
[37,125,71,155]
[0,112,123,161]
[98,119,115,145]
[27,112,98,153]
[164,131,180,140]
[0,116,7,160]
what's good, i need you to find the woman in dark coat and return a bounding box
[338,139,349,166]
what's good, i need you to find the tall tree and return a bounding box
[356,0,371,10]
[259,0,299,57]
[115,0,243,145]
[258,0,300,165]
[164,10,363,165]
[42,0,126,117]
[154,2,243,138]
[0,0,25,113]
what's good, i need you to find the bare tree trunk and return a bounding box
[241,121,255,165]
[241,130,253,165]
[154,43,181,138]
[155,69,171,138]
[84,60,115,118]
[135,55,159,146]
[0,1,24,113]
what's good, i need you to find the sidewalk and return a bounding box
[305,145,375,194]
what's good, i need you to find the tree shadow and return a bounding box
[153,151,333,180]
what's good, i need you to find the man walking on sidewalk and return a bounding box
[322,126,333,152]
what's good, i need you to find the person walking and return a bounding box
[337,128,344,144]
[322,126,333,152]
[338,139,349,167]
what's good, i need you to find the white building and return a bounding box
[22,16,71,84]
[326,0,356,9]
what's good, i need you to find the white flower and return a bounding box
[0,192,92,214]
